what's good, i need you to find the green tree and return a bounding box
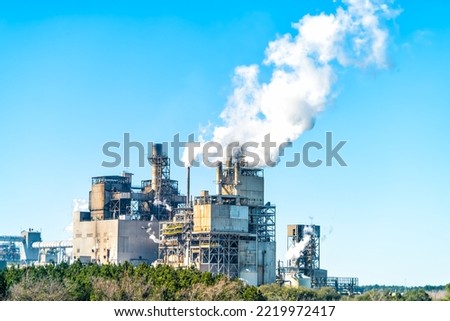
[258,284,319,301]
[403,289,431,301]
[8,278,69,301]
[242,286,265,301]
[179,278,247,301]
[444,283,450,301]
[0,270,6,299]
[90,274,154,300]
[355,290,402,301]
[315,287,341,301]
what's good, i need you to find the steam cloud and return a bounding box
[286,225,314,261]
[72,198,88,212]
[145,219,161,244]
[186,0,398,167]
[153,199,172,212]
[65,199,89,238]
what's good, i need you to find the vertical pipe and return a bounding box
[216,161,222,195]
[226,157,232,169]
[151,143,163,196]
[262,250,266,285]
[186,166,191,207]
[233,159,240,186]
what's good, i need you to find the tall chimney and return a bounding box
[226,156,232,169]
[186,166,191,207]
[234,159,240,187]
[151,143,163,193]
[216,161,222,195]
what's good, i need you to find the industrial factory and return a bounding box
[1,143,358,291]
[72,143,276,286]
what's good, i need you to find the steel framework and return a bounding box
[287,225,321,284]
[148,152,171,202]
[249,205,276,242]
[326,277,359,294]
[194,232,240,278]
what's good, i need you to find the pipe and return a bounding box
[186,166,191,207]
[151,143,163,194]
[262,250,266,285]
[226,157,232,169]
[216,161,222,195]
[32,240,73,249]
[233,159,239,186]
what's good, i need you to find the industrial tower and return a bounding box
[72,144,185,264]
[159,157,276,286]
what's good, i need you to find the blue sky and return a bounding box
[1,0,449,286]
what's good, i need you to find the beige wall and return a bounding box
[73,212,158,265]
[193,204,249,233]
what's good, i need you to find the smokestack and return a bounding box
[216,161,222,195]
[233,159,240,187]
[152,143,163,157]
[151,143,163,193]
[226,157,232,169]
[186,166,191,207]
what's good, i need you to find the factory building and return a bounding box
[159,158,276,286]
[1,141,358,291]
[72,144,185,264]
[72,144,276,285]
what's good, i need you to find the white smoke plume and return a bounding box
[186,0,399,167]
[153,199,172,212]
[65,198,89,239]
[286,225,314,261]
[149,234,160,244]
[72,198,88,212]
[143,220,160,244]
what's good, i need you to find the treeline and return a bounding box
[0,261,261,301]
[359,284,445,293]
[0,262,449,301]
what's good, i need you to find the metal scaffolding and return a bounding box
[159,209,192,266]
[0,236,24,262]
[326,277,359,294]
[288,225,320,274]
[249,205,276,242]
[193,232,241,279]
[158,204,275,282]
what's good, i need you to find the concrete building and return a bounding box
[73,213,157,264]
